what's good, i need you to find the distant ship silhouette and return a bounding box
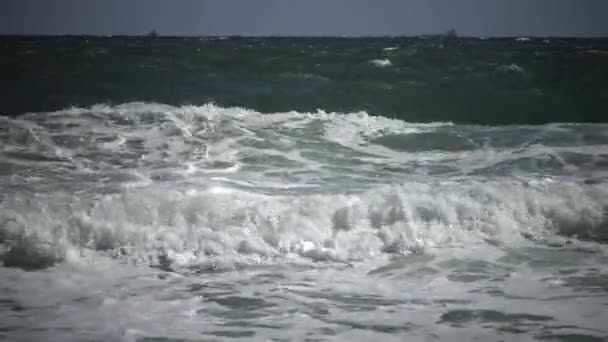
[445,28,457,37]
[421,28,458,39]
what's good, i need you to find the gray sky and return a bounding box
[2,0,608,37]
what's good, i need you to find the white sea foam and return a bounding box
[370,58,392,67]
[2,102,608,342]
[1,102,607,272]
[1,177,606,270]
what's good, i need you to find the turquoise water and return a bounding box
[0,37,607,341]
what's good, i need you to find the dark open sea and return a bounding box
[1,36,608,341]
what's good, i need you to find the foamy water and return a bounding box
[1,103,608,341]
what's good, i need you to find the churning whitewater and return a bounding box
[2,34,608,342]
[2,102,607,270]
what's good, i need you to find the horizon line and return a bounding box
[1,33,607,39]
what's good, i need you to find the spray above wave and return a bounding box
[0,102,607,271]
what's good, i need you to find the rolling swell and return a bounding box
[1,36,608,124]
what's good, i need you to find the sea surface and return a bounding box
[1,36,608,341]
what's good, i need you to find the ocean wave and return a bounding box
[1,102,607,271]
[370,58,392,67]
[3,38,608,341]
[12,102,453,147]
[1,178,606,271]
[2,103,607,186]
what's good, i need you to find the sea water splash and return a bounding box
[1,102,608,341]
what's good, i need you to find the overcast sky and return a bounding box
[2,0,608,37]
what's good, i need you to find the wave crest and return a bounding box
[1,179,606,270]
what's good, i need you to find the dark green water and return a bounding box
[2,36,608,123]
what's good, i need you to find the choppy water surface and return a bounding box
[1,37,608,341]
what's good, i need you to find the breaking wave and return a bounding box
[1,102,607,271]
